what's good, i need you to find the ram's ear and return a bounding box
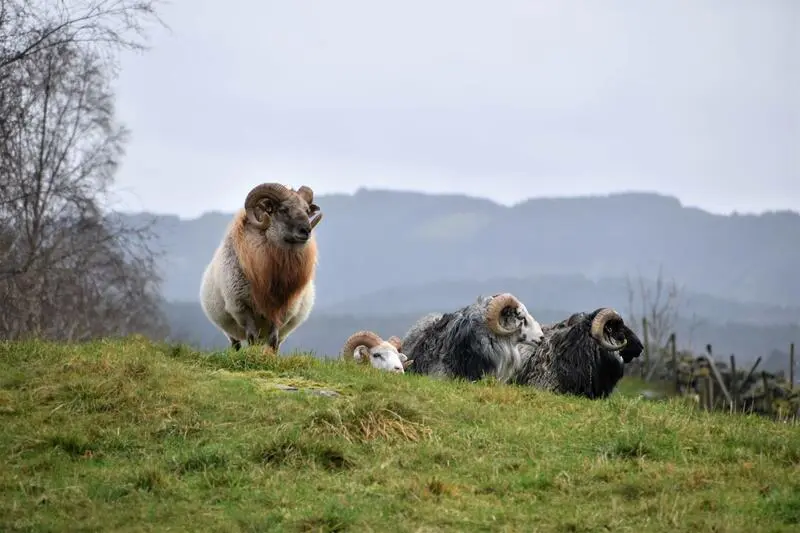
[296,185,314,204]
[387,335,403,351]
[402,359,414,369]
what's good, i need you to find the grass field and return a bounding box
[1,337,799,532]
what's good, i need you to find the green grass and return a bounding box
[1,337,799,533]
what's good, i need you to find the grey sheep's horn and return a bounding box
[590,308,628,351]
[485,293,522,336]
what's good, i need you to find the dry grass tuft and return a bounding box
[305,398,433,444]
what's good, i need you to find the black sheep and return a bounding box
[513,308,643,399]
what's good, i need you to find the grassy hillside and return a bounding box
[2,339,800,532]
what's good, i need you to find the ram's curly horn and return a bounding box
[293,186,323,230]
[341,330,383,362]
[485,293,522,336]
[244,183,292,230]
[296,185,314,204]
[387,336,403,351]
[590,308,628,351]
[310,211,323,230]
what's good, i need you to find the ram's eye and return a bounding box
[372,352,381,359]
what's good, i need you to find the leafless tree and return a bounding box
[0,0,169,341]
[625,266,682,354]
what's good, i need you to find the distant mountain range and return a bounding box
[121,189,800,371]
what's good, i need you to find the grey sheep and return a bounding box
[400,293,544,383]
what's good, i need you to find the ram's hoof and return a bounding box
[262,345,278,358]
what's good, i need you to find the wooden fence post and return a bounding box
[707,373,714,410]
[729,354,738,413]
[705,344,714,410]
[670,333,677,393]
[743,357,762,387]
[762,371,772,416]
[641,317,650,379]
[698,373,707,410]
[697,345,732,410]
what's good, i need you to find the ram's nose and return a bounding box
[294,225,311,241]
[392,366,404,373]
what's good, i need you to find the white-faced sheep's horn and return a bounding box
[590,308,628,351]
[341,330,383,363]
[485,293,523,336]
[244,183,292,230]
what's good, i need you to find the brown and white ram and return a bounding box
[199,182,322,354]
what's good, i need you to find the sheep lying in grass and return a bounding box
[340,331,413,373]
[200,182,322,355]
[400,293,544,382]
[513,308,643,398]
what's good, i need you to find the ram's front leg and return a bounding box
[263,322,281,357]
[228,336,242,351]
[228,304,261,346]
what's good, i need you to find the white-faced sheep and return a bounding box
[512,308,644,398]
[399,293,544,382]
[199,182,322,354]
[340,331,414,373]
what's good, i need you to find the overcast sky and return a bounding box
[111,0,798,219]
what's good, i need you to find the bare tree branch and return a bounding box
[0,0,166,72]
[0,0,169,341]
[626,265,683,353]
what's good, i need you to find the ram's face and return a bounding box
[260,195,319,247]
[503,303,544,346]
[618,324,644,363]
[596,316,638,364]
[354,342,406,373]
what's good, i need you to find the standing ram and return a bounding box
[513,308,643,398]
[400,293,544,382]
[340,331,414,373]
[200,182,322,354]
